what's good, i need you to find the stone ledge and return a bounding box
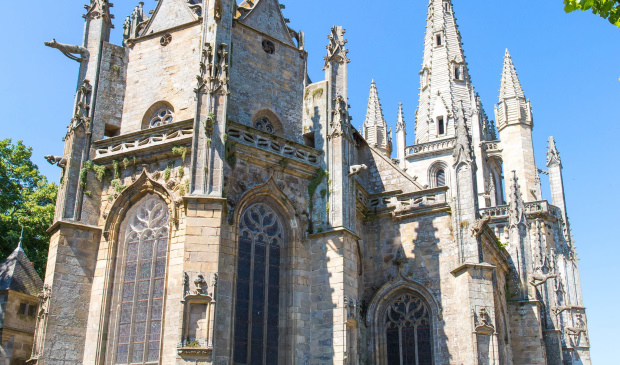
[451,262,496,276]
[47,220,102,234]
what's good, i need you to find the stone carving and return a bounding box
[44,155,66,168]
[214,0,223,21]
[474,307,494,333]
[212,43,230,95]
[344,296,361,323]
[44,39,89,63]
[529,272,557,288]
[196,43,214,94]
[508,171,527,229]
[566,314,589,345]
[186,0,203,17]
[348,164,368,177]
[72,80,93,130]
[471,216,491,238]
[84,0,113,22]
[329,96,353,140]
[29,285,52,362]
[452,103,473,166]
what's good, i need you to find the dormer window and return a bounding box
[436,34,442,46]
[454,65,462,81]
[437,116,445,135]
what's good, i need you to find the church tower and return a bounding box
[415,0,474,143]
[363,80,391,156]
[496,49,541,202]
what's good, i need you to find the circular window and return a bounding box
[149,107,174,128]
[262,39,275,55]
[160,33,172,47]
[255,118,274,134]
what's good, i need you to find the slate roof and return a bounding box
[0,244,43,297]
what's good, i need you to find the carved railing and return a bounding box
[93,120,193,160]
[227,122,321,167]
[480,201,563,220]
[481,140,501,155]
[405,138,456,157]
[359,188,448,215]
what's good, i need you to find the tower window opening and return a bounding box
[437,116,445,135]
[454,66,461,80]
[436,169,446,187]
[436,34,442,46]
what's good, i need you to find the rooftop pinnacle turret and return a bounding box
[363,80,391,156]
[415,0,476,143]
[495,49,532,130]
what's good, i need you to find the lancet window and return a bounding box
[385,293,433,365]
[233,203,284,365]
[113,194,169,364]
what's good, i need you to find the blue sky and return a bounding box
[1,0,617,361]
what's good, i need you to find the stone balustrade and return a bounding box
[93,120,194,161]
[227,122,321,167]
[359,188,448,215]
[480,200,563,220]
[405,138,456,157]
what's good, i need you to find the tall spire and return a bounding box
[495,49,532,130]
[363,80,390,155]
[17,226,23,250]
[415,0,477,143]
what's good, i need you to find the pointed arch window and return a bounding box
[435,34,442,47]
[234,203,283,365]
[113,194,169,364]
[385,293,433,365]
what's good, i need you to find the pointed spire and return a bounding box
[17,226,23,250]
[547,136,562,167]
[396,103,406,133]
[495,50,532,131]
[363,80,389,154]
[500,49,525,100]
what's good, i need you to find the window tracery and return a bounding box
[149,107,174,128]
[254,117,274,134]
[234,203,283,365]
[385,293,433,365]
[114,194,169,364]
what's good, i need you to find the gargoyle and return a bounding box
[551,305,571,316]
[44,39,89,63]
[529,272,557,287]
[348,164,368,177]
[471,216,492,238]
[44,155,66,168]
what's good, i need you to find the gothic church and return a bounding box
[33,0,591,364]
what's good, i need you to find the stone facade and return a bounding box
[35,0,591,364]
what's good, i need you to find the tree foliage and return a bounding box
[0,139,57,279]
[564,0,620,26]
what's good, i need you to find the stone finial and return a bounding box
[396,103,406,133]
[363,80,390,154]
[84,0,114,25]
[323,26,349,69]
[17,226,23,250]
[546,136,562,168]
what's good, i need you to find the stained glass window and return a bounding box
[386,293,433,365]
[234,203,283,365]
[115,194,169,364]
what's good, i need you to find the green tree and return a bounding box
[564,0,620,26]
[0,139,57,279]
